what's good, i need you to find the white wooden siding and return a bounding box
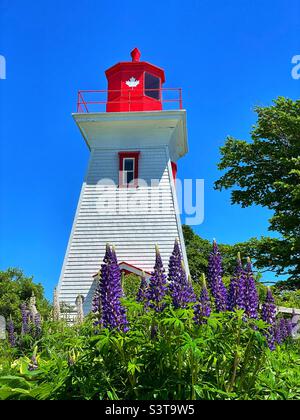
[57,145,188,313]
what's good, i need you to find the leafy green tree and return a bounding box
[0,268,51,329]
[215,97,300,284]
[183,225,254,282]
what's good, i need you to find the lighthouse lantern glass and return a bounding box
[145,72,160,100]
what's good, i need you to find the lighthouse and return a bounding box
[57,49,189,314]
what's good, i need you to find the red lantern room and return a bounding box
[105,48,166,112]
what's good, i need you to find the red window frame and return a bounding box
[118,151,140,187]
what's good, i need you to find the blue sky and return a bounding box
[0,0,299,299]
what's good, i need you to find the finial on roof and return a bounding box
[131,47,141,62]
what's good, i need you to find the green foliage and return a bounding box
[0,268,51,329]
[215,97,300,282]
[0,300,299,400]
[122,274,141,299]
[272,289,300,309]
[255,343,300,400]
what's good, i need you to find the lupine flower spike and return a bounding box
[7,317,16,348]
[76,295,84,325]
[168,239,195,308]
[99,244,129,332]
[207,240,227,312]
[146,245,168,312]
[53,287,61,321]
[92,275,101,314]
[244,258,259,319]
[136,272,148,303]
[20,303,29,335]
[193,274,211,325]
[261,287,277,351]
[34,313,42,337]
[227,253,246,312]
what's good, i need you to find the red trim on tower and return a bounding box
[118,151,140,187]
[119,262,151,278]
[171,161,177,182]
[92,261,151,279]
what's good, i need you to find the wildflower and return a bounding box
[136,273,148,303]
[193,275,211,325]
[92,278,101,314]
[207,240,227,312]
[244,258,259,319]
[20,303,30,335]
[285,319,293,338]
[7,318,16,348]
[34,313,42,337]
[99,244,129,332]
[53,287,61,321]
[275,318,293,344]
[168,239,195,309]
[227,253,246,312]
[261,287,277,351]
[29,293,38,319]
[274,320,282,345]
[146,245,168,312]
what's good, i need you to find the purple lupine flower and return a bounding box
[193,276,211,325]
[34,313,42,337]
[99,244,128,332]
[277,318,293,343]
[285,319,293,339]
[136,273,148,303]
[274,320,282,345]
[20,303,30,335]
[244,258,259,319]
[207,240,227,312]
[261,288,276,325]
[92,282,101,314]
[7,318,16,348]
[168,239,195,309]
[274,318,289,346]
[227,253,246,312]
[261,287,277,351]
[28,355,38,371]
[146,245,168,312]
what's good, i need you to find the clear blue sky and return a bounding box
[0,0,299,299]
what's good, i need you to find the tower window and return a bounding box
[123,158,134,184]
[144,72,160,100]
[119,151,140,187]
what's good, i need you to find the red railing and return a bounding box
[76,88,183,113]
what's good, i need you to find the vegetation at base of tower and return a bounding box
[0,243,299,400]
[0,268,51,330]
[215,97,300,285]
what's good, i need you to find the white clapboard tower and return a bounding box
[57,48,189,314]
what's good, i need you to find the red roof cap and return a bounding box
[131,47,141,62]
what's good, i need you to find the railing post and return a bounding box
[77,92,80,113]
[179,88,183,109]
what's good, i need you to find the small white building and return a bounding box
[57,49,189,314]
